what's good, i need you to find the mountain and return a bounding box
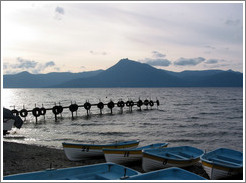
[166,70,223,82]
[53,59,243,88]
[53,59,186,87]
[3,70,103,88]
[165,69,243,86]
[3,59,243,88]
[197,70,243,87]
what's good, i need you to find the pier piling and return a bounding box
[10,97,160,122]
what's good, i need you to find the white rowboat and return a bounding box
[103,143,168,165]
[142,146,204,172]
[63,140,140,161]
[200,148,243,180]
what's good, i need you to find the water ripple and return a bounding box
[3,88,243,152]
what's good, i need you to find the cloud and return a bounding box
[204,63,229,69]
[54,67,60,71]
[205,59,219,64]
[34,61,56,74]
[3,63,9,70]
[44,61,55,67]
[54,6,65,20]
[203,45,216,54]
[89,50,107,55]
[174,57,205,66]
[31,61,56,74]
[145,59,172,67]
[141,51,171,67]
[3,58,57,74]
[143,51,225,69]
[14,57,38,69]
[204,59,227,67]
[152,51,166,58]
[204,45,216,50]
[225,19,240,26]
[55,6,65,15]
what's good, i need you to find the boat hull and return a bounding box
[103,143,168,165]
[200,148,243,180]
[142,146,204,172]
[104,149,142,164]
[202,161,242,180]
[142,153,200,172]
[63,140,140,161]
[3,163,141,180]
[127,167,207,180]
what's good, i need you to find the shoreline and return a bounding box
[3,141,105,176]
[2,141,242,180]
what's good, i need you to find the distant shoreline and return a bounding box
[2,86,244,89]
[3,59,243,88]
[2,141,243,180]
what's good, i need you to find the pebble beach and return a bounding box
[2,141,243,180]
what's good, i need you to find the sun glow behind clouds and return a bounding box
[2,2,40,50]
[1,1,244,74]
[2,22,38,49]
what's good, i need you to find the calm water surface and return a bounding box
[2,88,243,152]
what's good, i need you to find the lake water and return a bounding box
[2,88,243,152]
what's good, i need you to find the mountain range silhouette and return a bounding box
[3,58,243,88]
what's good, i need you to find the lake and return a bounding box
[2,87,243,152]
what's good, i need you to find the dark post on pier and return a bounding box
[11,98,160,122]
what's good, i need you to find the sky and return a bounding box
[1,1,245,74]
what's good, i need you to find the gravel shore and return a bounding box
[3,141,243,180]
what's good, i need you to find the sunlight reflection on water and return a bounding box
[2,88,243,152]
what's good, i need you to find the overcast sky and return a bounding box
[1,1,244,74]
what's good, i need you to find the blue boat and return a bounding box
[142,146,204,172]
[127,167,207,180]
[103,142,168,164]
[200,148,243,180]
[3,163,141,180]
